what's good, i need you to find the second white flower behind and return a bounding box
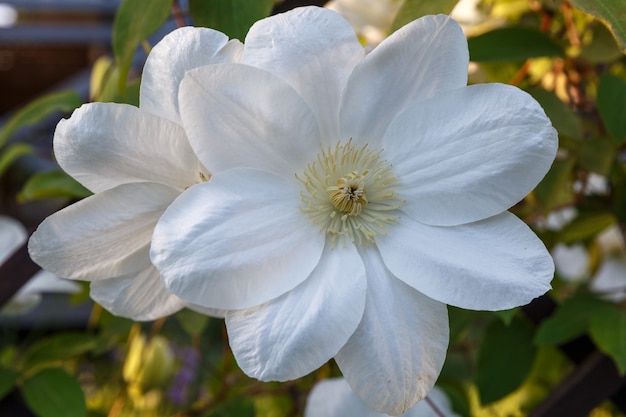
[151,6,557,415]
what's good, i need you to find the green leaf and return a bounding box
[527,87,583,140]
[0,367,20,401]
[475,317,537,404]
[468,27,564,62]
[189,0,273,41]
[23,333,98,371]
[559,212,617,244]
[580,22,624,63]
[597,73,626,144]
[569,0,626,53]
[0,142,33,178]
[21,368,86,417]
[18,170,91,202]
[112,0,174,91]
[391,0,459,32]
[535,293,609,345]
[176,308,210,336]
[534,157,575,212]
[579,136,616,175]
[590,304,626,374]
[0,90,81,148]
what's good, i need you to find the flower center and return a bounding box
[297,139,404,247]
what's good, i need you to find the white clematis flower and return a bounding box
[151,7,557,414]
[305,378,460,417]
[28,27,242,321]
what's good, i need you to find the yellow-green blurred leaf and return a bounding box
[0,90,81,148]
[391,0,459,32]
[18,170,91,202]
[580,22,623,63]
[559,212,617,243]
[0,143,33,178]
[569,0,626,53]
[113,0,173,92]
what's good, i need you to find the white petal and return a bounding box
[140,27,238,124]
[90,266,185,321]
[29,182,178,281]
[335,248,448,416]
[377,212,554,311]
[18,270,81,295]
[243,6,363,143]
[179,64,321,175]
[305,378,378,417]
[226,244,366,381]
[385,83,558,226]
[55,103,202,193]
[152,168,325,310]
[341,14,468,148]
[0,215,26,264]
[305,379,460,417]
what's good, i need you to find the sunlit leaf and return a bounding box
[23,333,98,371]
[476,317,537,404]
[535,293,609,345]
[590,304,626,374]
[0,367,20,401]
[468,27,564,62]
[18,170,91,203]
[21,368,86,417]
[559,212,617,244]
[597,73,626,144]
[113,0,174,92]
[0,90,81,148]
[569,0,626,53]
[189,0,273,41]
[0,143,33,178]
[391,0,459,32]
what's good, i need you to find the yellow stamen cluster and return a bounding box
[297,139,404,247]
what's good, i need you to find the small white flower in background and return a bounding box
[305,378,460,417]
[0,216,80,315]
[553,225,626,302]
[326,0,484,47]
[151,6,557,415]
[28,28,242,321]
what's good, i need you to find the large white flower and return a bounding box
[151,7,557,414]
[305,378,460,417]
[28,27,242,321]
